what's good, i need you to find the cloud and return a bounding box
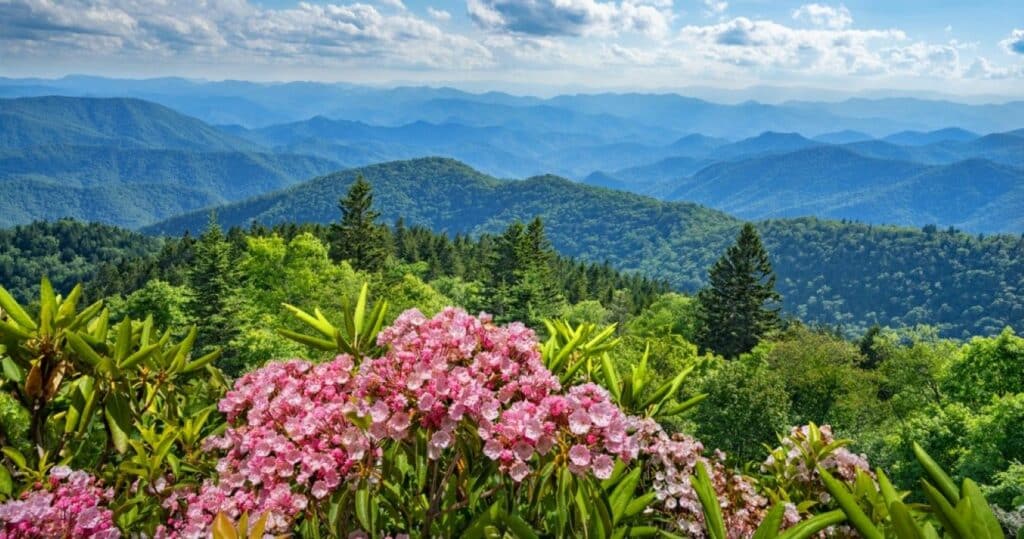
[0,0,492,68]
[1001,28,1024,55]
[702,0,727,17]
[791,3,852,30]
[964,56,1024,79]
[426,7,452,21]
[466,0,675,38]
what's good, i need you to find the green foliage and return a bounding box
[943,327,1024,406]
[624,292,699,341]
[694,360,791,463]
[697,223,781,358]
[763,325,882,432]
[0,278,224,531]
[329,175,392,271]
[187,215,243,373]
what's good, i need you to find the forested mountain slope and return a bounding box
[144,157,1024,337]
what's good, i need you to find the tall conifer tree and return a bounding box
[186,213,241,370]
[696,223,781,358]
[329,175,391,271]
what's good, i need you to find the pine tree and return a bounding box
[487,218,564,325]
[696,223,781,358]
[329,175,391,271]
[186,213,241,372]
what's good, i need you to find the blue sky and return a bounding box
[2,0,1022,97]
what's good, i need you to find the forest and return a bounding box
[1,177,1021,538]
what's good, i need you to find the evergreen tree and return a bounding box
[487,218,564,325]
[329,176,391,271]
[696,223,781,358]
[186,214,241,372]
[859,324,886,369]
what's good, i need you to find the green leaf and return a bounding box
[960,479,1003,539]
[889,501,926,539]
[114,317,133,363]
[66,332,104,368]
[105,393,132,454]
[776,510,846,539]
[2,447,27,469]
[1,357,23,383]
[752,504,785,539]
[608,467,643,524]
[0,285,35,330]
[0,319,32,341]
[913,442,959,504]
[183,349,221,373]
[355,485,372,532]
[692,462,726,539]
[277,329,337,351]
[119,343,161,370]
[818,467,882,539]
[599,353,622,402]
[0,465,12,497]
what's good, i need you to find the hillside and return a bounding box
[661,147,1024,232]
[0,96,259,151]
[144,157,1024,337]
[0,145,340,228]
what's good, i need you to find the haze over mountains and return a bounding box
[1,76,1023,337]
[3,77,1023,232]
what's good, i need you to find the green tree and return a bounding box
[694,360,791,462]
[329,175,391,271]
[696,223,781,358]
[487,218,564,325]
[186,214,242,371]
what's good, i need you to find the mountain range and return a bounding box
[141,157,1024,339]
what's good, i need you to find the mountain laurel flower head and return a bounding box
[636,419,768,539]
[0,466,119,539]
[162,355,374,537]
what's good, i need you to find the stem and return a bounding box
[423,450,460,536]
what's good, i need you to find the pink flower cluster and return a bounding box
[161,356,375,537]
[637,420,776,539]
[165,308,641,535]
[0,466,119,539]
[761,424,871,510]
[481,383,637,480]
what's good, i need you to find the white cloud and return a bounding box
[702,0,727,18]
[466,0,675,38]
[426,7,452,21]
[0,0,492,68]
[964,56,1023,79]
[1001,28,1024,55]
[791,3,852,30]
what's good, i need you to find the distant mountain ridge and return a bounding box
[142,157,1024,338]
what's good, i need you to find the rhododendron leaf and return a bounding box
[250,512,269,538]
[608,467,642,524]
[1,356,23,383]
[642,365,693,410]
[283,303,336,339]
[183,349,221,373]
[501,511,540,539]
[353,282,369,336]
[1,447,27,470]
[66,332,103,369]
[889,501,926,539]
[212,511,238,539]
[278,328,337,351]
[876,469,899,506]
[89,308,109,340]
[659,393,707,417]
[922,479,972,538]
[960,479,1003,538]
[139,314,153,346]
[693,461,726,539]
[120,343,160,370]
[75,376,99,437]
[0,319,32,341]
[0,284,36,330]
[55,283,82,323]
[913,442,959,504]
[105,393,131,453]
[623,492,656,519]
[818,467,882,539]
[775,509,845,539]
[0,464,11,496]
[354,485,371,532]
[38,278,56,336]
[752,503,785,539]
[599,353,622,402]
[69,300,103,331]
[114,317,132,363]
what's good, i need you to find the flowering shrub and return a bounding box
[0,467,119,539]
[164,308,642,535]
[760,423,872,511]
[636,418,785,538]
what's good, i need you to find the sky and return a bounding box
[1,0,1023,97]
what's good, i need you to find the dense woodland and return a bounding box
[2,177,1023,537]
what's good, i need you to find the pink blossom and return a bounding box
[0,467,119,539]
